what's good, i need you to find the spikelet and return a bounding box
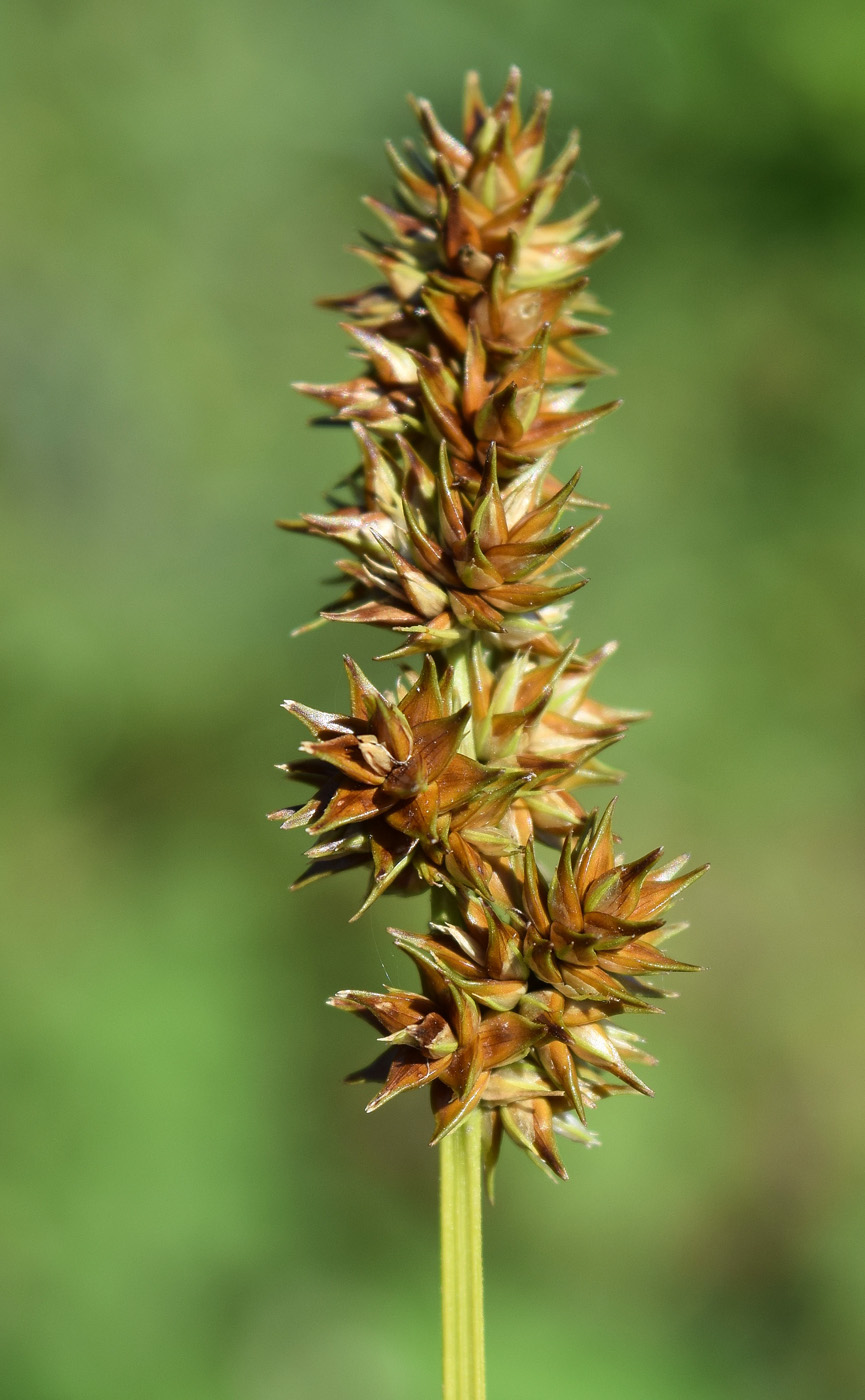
[273,69,706,1186]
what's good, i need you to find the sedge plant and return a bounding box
[271,67,707,1400]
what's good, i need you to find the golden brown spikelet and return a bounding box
[275,69,707,1183]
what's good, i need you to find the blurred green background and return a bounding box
[2,2,864,1397]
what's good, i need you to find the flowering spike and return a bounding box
[273,69,707,1197]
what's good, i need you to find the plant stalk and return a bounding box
[440,1112,486,1400]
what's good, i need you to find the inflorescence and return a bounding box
[271,68,706,1189]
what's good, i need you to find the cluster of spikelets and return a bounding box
[272,68,706,1189]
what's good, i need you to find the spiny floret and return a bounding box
[330,959,545,1145]
[297,67,620,484]
[467,637,645,840]
[269,654,529,917]
[296,324,618,482]
[330,802,705,1182]
[282,436,603,659]
[520,802,706,1010]
[285,67,622,656]
[331,929,654,1183]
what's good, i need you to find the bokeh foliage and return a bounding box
[1,2,864,1397]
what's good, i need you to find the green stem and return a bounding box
[440,1113,486,1400]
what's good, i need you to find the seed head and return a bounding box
[275,68,707,1185]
